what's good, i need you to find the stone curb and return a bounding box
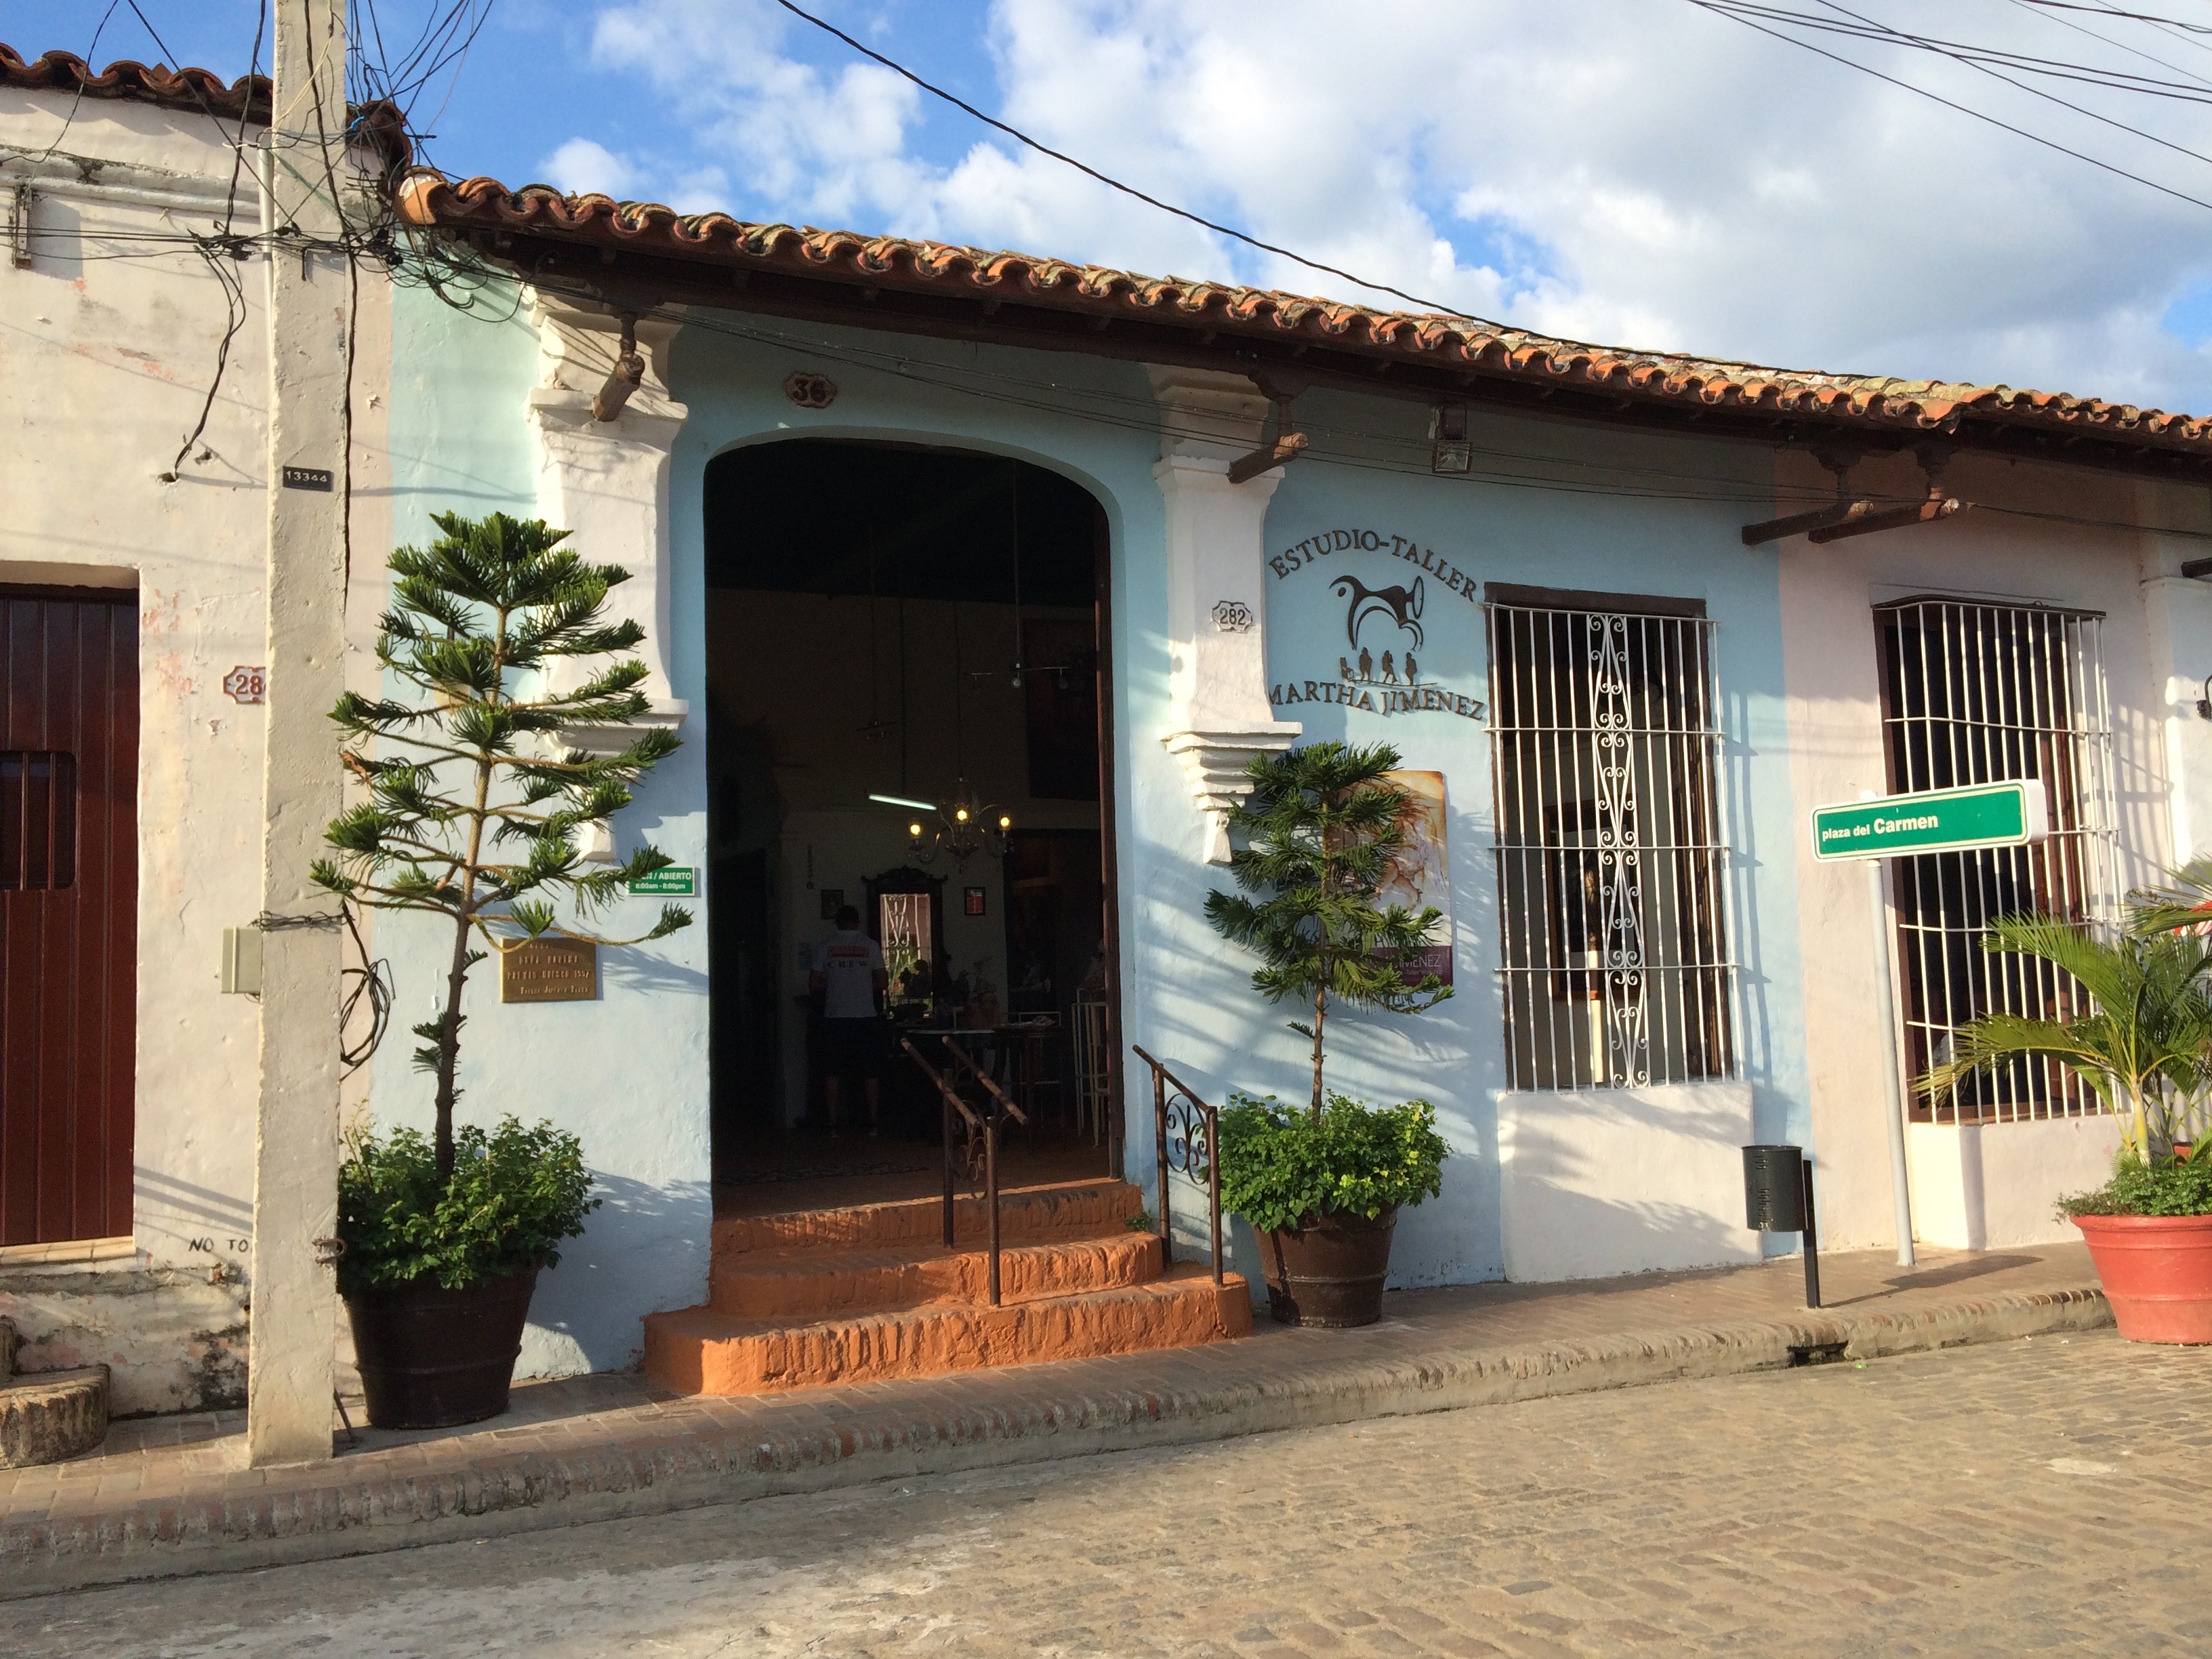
[0,1282,2111,1599]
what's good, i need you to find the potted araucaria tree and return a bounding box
[1921,898,2212,1344]
[1204,741,1452,1327]
[314,511,691,1427]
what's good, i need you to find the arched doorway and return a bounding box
[701,439,1121,1199]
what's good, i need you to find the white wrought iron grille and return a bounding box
[1875,598,2118,1125]
[1488,601,1735,1091]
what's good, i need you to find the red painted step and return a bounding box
[643,1263,1252,1397]
[709,1227,1163,1318]
[713,1177,1142,1256]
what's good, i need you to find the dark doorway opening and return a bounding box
[702,440,1121,1202]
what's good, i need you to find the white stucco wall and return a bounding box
[1498,1082,1763,1282]
[0,88,392,1412]
[1906,1114,2123,1249]
[1778,449,2181,1255]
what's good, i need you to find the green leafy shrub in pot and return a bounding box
[1200,742,1454,1326]
[2059,1145,2212,1219]
[1216,1093,1448,1234]
[314,512,689,1424]
[337,1117,600,1296]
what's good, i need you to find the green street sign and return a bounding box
[1811,781,2048,862]
[628,865,697,897]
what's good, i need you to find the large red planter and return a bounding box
[2071,1213,2212,1345]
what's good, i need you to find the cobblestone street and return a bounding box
[17,1330,2207,1658]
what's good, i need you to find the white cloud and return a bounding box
[537,136,644,198]
[574,0,2212,411]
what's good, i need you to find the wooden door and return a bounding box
[1,586,137,1245]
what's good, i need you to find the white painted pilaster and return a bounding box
[2140,531,2212,869]
[525,295,689,859]
[526,293,689,743]
[1147,366,1300,862]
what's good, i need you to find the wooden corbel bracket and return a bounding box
[590,311,646,422]
[1227,370,1313,486]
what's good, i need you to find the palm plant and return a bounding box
[1919,913,2212,1162]
[1205,741,1450,1118]
[2128,855,2212,939]
[312,511,692,1177]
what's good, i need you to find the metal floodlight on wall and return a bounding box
[1430,403,1471,474]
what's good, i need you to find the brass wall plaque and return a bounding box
[500,938,598,1004]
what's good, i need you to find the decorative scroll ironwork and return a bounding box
[1132,1044,1224,1285]
[1160,1088,1214,1181]
[1587,613,1650,1088]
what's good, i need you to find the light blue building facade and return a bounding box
[368,171,2212,1378]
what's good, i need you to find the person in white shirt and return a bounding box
[810,905,888,1136]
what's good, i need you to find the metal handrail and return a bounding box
[1130,1045,1223,1286]
[901,1035,1025,1307]
[940,1034,1031,1128]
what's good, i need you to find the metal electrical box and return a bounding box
[220,926,263,996]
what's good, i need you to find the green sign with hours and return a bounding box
[628,865,697,897]
[1810,781,2048,862]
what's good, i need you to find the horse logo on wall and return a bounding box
[1334,574,1425,651]
[1268,527,1483,723]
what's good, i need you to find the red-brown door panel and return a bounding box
[1,588,137,1246]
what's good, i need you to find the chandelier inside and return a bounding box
[902,777,1008,868]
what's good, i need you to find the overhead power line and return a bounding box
[773,0,1492,322]
[1684,0,2212,213]
[2014,1,2212,37]
[1805,0,2212,175]
[1708,0,2212,102]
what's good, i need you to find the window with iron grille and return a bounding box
[1876,598,2117,1124]
[1,750,75,890]
[1488,592,1734,1091]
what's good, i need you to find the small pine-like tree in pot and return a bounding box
[1205,741,1451,1327]
[1921,891,2212,1344]
[315,512,691,1427]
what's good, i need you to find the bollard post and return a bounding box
[1799,1159,1822,1310]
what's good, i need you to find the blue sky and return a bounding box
[15,0,2212,415]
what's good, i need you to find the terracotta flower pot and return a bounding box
[344,1266,540,1428]
[1256,1206,1398,1328]
[2071,1212,2212,1345]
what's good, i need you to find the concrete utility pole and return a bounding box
[248,0,351,1467]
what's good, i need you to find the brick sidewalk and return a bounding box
[0,1243,2110,1597]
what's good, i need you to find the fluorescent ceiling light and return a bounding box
[867,793,939,811]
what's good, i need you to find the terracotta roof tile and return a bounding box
[422,168,2210,459]
[0,43,268,123]
[13,41,2187,464]
[405,168,2209,458]
[1,45,411,174]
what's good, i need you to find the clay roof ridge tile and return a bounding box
[3,45,411,173]
[379,165,2212,449]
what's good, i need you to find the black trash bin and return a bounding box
[1742,1144,1807,1232]
[1742,1143,1820,1308]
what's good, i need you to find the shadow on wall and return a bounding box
[1498,1081,1763,1283]
[517,1170,712,1378]
[602,949,709,998]
[131,1167,255,1237]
